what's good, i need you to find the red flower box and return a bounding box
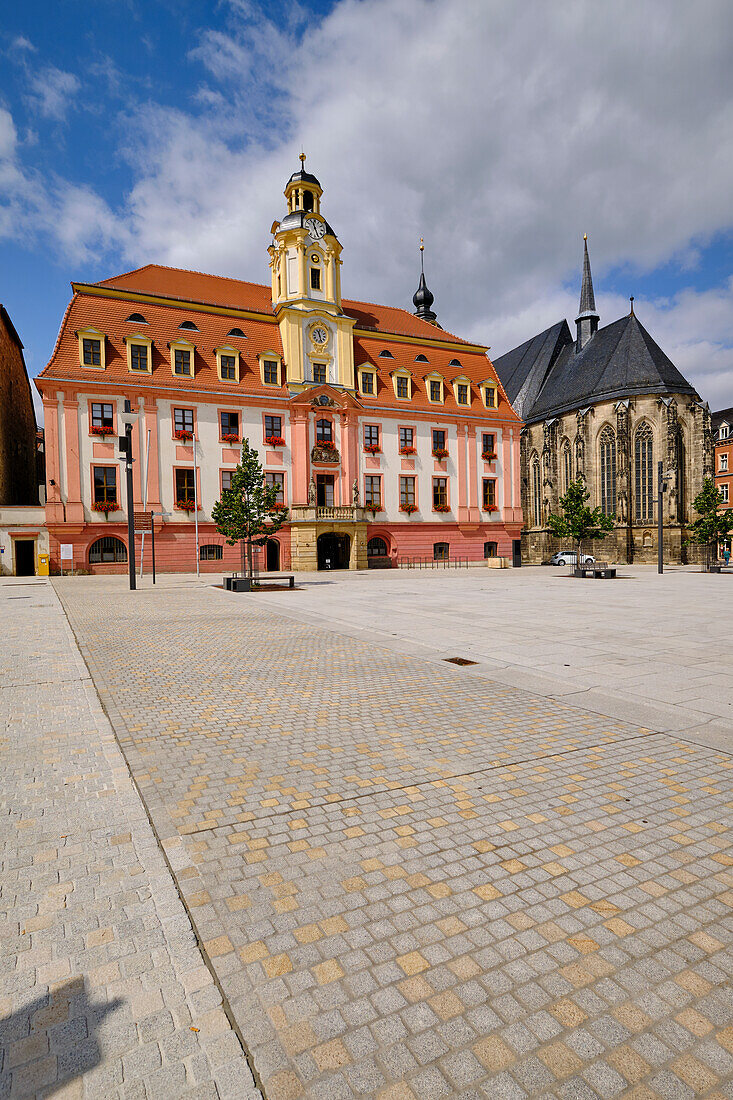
[318,439,336,450]
[399,446,416,455]
[221,433,239,444]
[265,435,285,446]
[400,503,418,513]
[433,504,451,513]
[364,443,381,454]
[365,504,382,514]
[482,451,497,461]
[90,425,115,437]
[432,448,449,459]
[92,500,118,513]
[176,499,197,512]
[175,430,193,442]
[482,504,498,512]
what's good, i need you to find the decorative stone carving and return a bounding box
[308,478,316,505]
[352,478,359,505]
[311,445,340,464]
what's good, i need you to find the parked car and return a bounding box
[549,551,595,566]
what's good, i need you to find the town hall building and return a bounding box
[36,158,522,573]
[492,238,712,564]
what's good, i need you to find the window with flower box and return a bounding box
[316,418,332,443]
[365,475,381,509]
[264,415,284,445]
[399,427,415,454]
[433,477,448,510]
[364,425,380,452]
[432,428,448,458]
[175,468,196,509]
[220,411,239,442]
[482,432,496,459]
[400,476,416,511]
[93,466,117,511]
[482,478,496,510]
[91,402,114,435]
[265,471,285,502]
[173,408,194,440]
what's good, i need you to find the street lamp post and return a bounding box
[120,400,140,591]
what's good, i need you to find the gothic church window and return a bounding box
[561,441,572,494]
[531,454,541,527]
[599,426,617,517]
[634,422,654,523]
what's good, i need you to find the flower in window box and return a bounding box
[175,429,193,442]
[400,503,418,513]
[271,502,289,513]
[432,447,449,459]
[482,504,498,512]
[92,500,118,513]
[365,504,382,514]
[221,433,240,444]
[265,435,285,446]
[318,439,336,450]
[90,425,115,437]
[399,446,416,455]
[177,499,197,512]
[433,503,451,513]
[481,451,497,461]
[364,443,381,455]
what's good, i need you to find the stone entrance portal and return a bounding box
[317,532,350,570]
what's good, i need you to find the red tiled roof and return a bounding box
[93,264,478,346]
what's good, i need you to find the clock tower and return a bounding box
[268,155,356,391]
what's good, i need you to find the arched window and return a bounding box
[367,537,388,558]
[599,426,617,517]
[561,440,572,495]
[125,312,147,324]
[227,327,246,338]
[199,545,223,560]
[634,422,654,523]
[89,536,127,563]
[316,418,332,442]
[676,429,686,522]
[531,454,541,527]
[178,320,199,331]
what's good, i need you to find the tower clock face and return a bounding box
[305,217,326,240]
[310,325,328,347]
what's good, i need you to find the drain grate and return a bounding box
[443,657,477,666]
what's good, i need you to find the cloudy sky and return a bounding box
[2,0,733,418]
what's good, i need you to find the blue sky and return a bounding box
[2,0,733,415]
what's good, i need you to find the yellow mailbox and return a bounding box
[37,553,50,576]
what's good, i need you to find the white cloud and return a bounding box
[6,0,733,407]
[27,66,81,121]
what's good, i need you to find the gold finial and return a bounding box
[583,233,587,241]
[420,237,424,251]
[299,151,306,165]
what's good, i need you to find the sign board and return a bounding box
[60,544,74,560]
[134,512,153,532]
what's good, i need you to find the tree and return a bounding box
[686,477,733,571]
[211,439,289,580]
[546,478,615,573]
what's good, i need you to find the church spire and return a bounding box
[413,239,438,324]
[575,234,600,352]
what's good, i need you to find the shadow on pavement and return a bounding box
[0,976,123,1098]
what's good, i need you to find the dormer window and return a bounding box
[131,345,148,371]
[258,351,282,387]
[125,333,153,374]
[361,370,375,395]
[480,379,498,409]
[125,313,147,324]
[215,345,240,383]
[451,375,472,406]
[169,338,195,377]
[424,373,445,404]
[378,350,394,359]
[449,358,462,368]
[179,320,199,331]
[77,327,106,370]
[391,369,412,401]
[228,328,246,338]
[414,354,429,363]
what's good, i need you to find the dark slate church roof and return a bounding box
[493,242,700,425]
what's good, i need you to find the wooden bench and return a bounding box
[262,574,295,588]
[225,574,295,591]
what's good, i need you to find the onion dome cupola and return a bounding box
[285,153,323,216]
[413,239,438,325]
[575,234,600,352]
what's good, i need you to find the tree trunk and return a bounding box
[247,538,254,582]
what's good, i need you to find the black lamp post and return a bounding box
[120,400,139,590]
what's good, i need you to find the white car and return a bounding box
[549,551,595,566]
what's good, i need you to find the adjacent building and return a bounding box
[35,159,523,573]
[0,303,48,575]
[712,408,733,527]
[492,239,712,564]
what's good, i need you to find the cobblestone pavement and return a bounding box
[0,579,262,1100]
[55,577,733,1100]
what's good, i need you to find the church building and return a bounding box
[492,239,712,564]
[36,159,522,573]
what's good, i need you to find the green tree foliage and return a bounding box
[546,478,615,571]
[686,477,733,569]
[211,439,288,579]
